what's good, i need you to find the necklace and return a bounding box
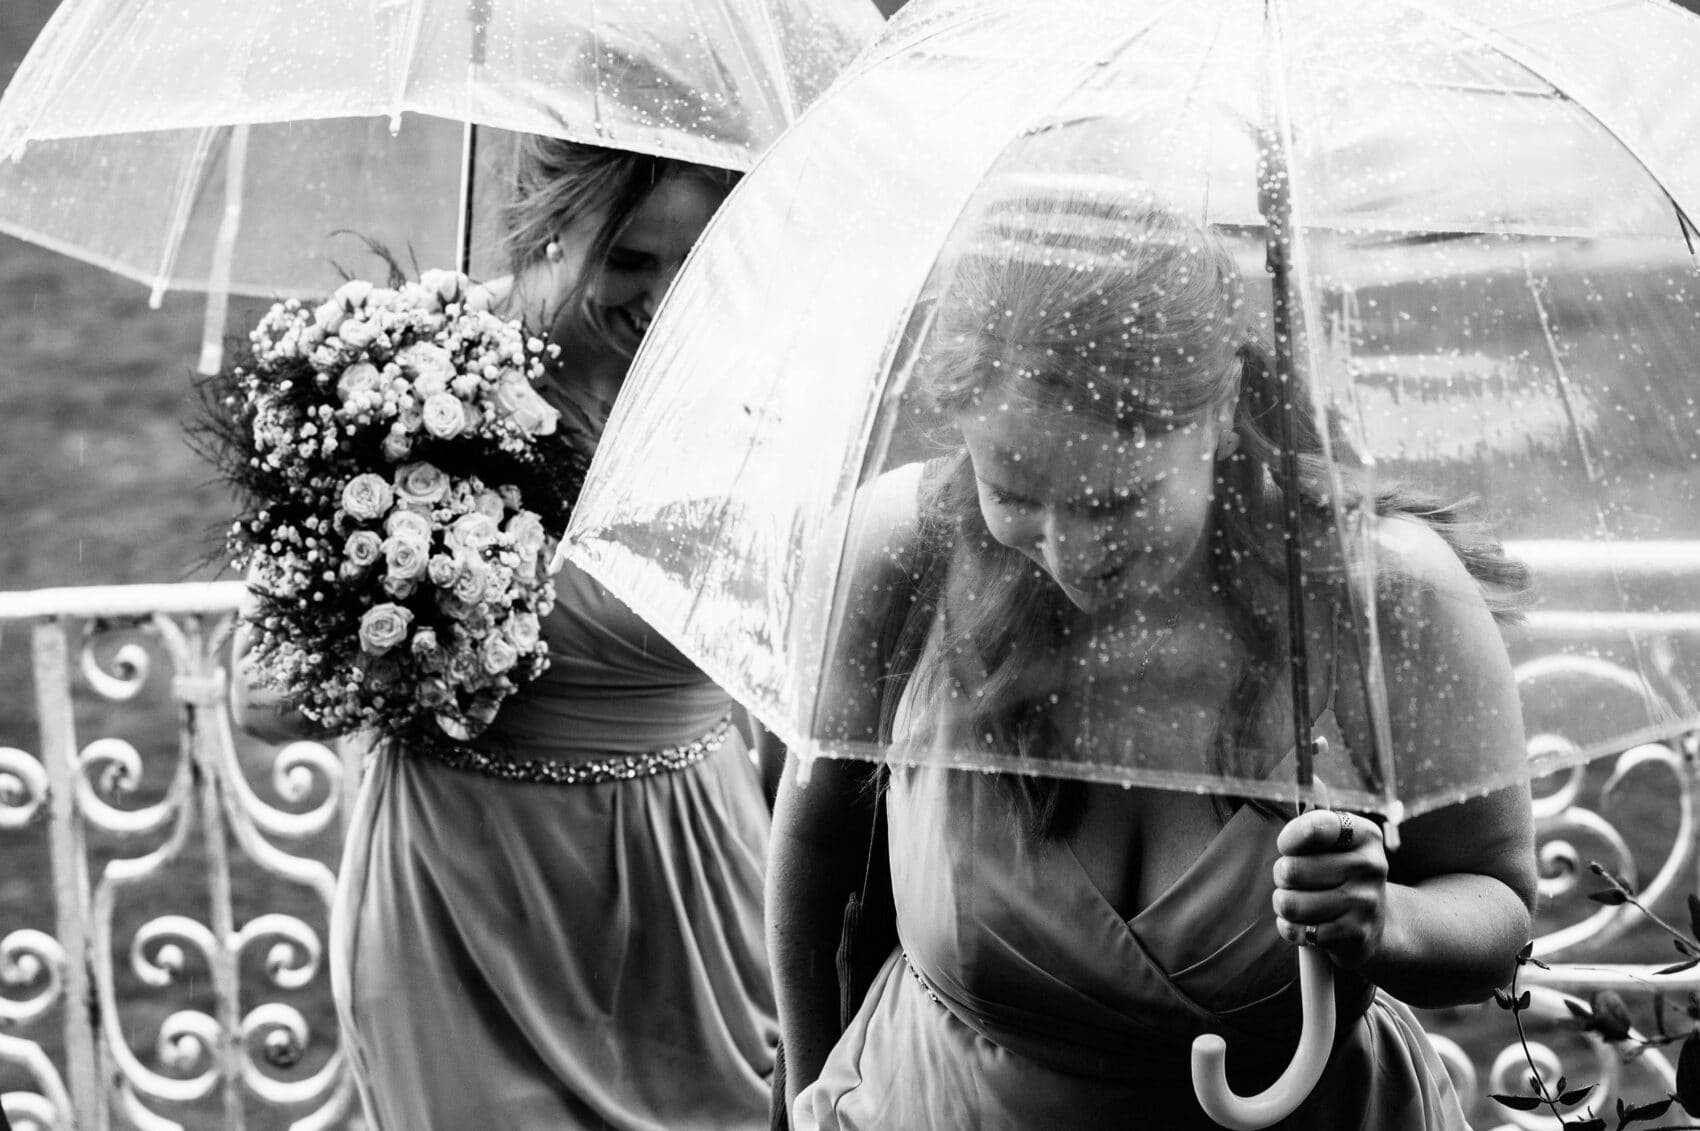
[1131,611,1183,689]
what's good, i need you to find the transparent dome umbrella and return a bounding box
[0,0,881,310]
[561,0,1700,1123]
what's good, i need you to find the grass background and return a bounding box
[2,0,1697,1127]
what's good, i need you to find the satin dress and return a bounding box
[799,681,1470,1129]
[332,562,778,1130]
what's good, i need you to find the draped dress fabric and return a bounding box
[331,561,778,1130]
[798,652,1471,1129]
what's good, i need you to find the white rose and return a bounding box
[491,378,559,436]
[418,269,466,308]
[427,553,460,588]
[507,611,542,651]
[332,279,374,309]
[394,462,450,507]
[384,534,429,581]
[463,283,496,313]
[414,370,449,399]
[452,563,488,604]
[421,393,467,439]
[337,318,378,350]
[313,300,345,335]
[384,508,434,543]
[446,512,500,552]
[396,342,456,383]
[341,474,393,521]
[382,431,412,460]
[357,603,413,655]
[344,530,382,568]
[480,634,519,675]
[474,490,505,521]
[337,361,383,404]
[505,512,547,561]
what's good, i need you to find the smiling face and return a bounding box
[958,403,1226,615]
[557,172,727,357]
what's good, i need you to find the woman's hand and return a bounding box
[1272,809,1388,971]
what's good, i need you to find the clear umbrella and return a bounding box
[562,0,1700,1124]
[0,0,881,302]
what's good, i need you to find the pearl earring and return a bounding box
[544,240,563,264]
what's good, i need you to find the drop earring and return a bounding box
[544,240,563,264]
[1215,430,1241,460]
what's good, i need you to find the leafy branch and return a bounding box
[1490,864,1700,1129]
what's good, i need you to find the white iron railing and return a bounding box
[0,584,362,1131]
[0,544,1697,1130]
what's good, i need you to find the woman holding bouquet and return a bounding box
[232,136,777,1130]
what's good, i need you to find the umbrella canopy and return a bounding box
[0,0,881,298]
[563,0,1700,824]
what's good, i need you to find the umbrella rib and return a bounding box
[386,0,432,129]
[716,0,798,126]
[146,124,223,307]
[1390,0,1700,228]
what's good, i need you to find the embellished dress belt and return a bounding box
[427,714,733,785]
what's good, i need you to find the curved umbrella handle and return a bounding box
[1190,945,1336,1129]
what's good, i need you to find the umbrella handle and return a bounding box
[1190,945,1336,1130]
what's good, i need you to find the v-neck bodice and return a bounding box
[885,762,1364,1084]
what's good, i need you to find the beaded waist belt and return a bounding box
[427,715,733,785]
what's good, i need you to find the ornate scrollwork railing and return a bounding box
[0,584,361,1131]
[1424,542,1700,1130]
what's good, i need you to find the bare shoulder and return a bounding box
[1369,514,1490,624]
[842,462,930,577]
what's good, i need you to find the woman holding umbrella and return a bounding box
[232,134,778,1130]
[772,183,1539,1129]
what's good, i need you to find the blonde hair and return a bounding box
[501,136,736,357]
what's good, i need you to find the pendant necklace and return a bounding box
[1132,611,1184,689]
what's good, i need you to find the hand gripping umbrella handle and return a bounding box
[1190,945,1336,1129]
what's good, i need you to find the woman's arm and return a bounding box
[768,755,884,1110]
[1273,518,1537,1008]
[769,463,928,1105]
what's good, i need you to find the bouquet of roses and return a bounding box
[198,269,588,752]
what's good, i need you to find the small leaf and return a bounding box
[1558,1085,1595,1106]
[1618,1096,1673,1125]
[1686,892,1700,941]
[1655,958,1700,976]
[1490,1094,1544,1111]
[1589,889,1630,906]
[1519,990,1532,1011]
[1677,1034,1700,1114]
[1678,937,1700,958]
[1567,1000,1595,1021]
[1566,1118,1605,1131]
[1494,987,1515,1010]
[1518,939,1535,961]
[1591,991,1635,1042]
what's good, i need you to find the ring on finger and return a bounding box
[1333,811,1355,851]
[1303,924,1319,948]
